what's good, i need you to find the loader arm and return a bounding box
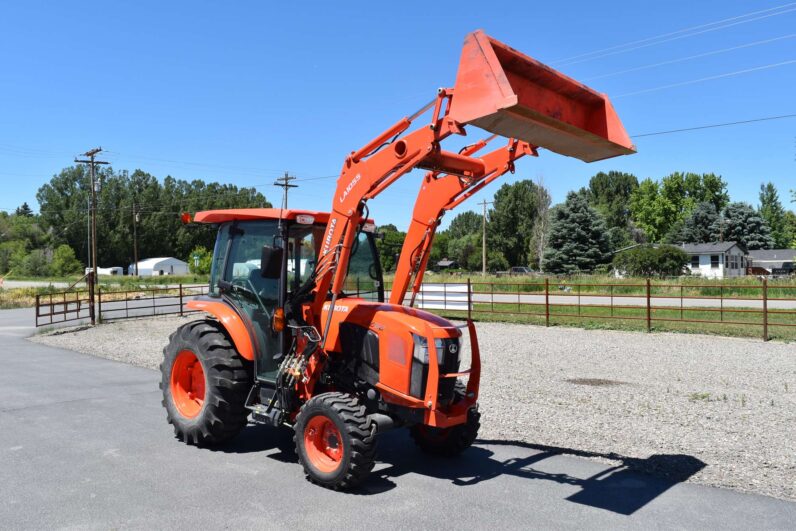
[308,29,635,343]
[388,138,537,306]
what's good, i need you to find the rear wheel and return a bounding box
[410,384,480,456]
[294,392,376,489]
[160,319,252,446]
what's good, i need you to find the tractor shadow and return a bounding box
[218,425,705,516]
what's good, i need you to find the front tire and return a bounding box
[410,384,480,456]
[293,392,376,489]
[160,319,252,446]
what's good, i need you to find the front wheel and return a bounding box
[293,392,376,489]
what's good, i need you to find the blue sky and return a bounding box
[1,0,794,230]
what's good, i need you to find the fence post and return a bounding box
[88,272,96,326]
[646,278,651,333]
[179,284,184,316]
[97,287,102,323]
[544,277,550,327]
[467,278,472,321]
[762,277,769,341]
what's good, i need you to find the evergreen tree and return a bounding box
[543,192,611,274]
[14,202,33,217]
[712,202,774,250]
[759,183,788,248]
[447,211,481,240]
[670,201,719,244]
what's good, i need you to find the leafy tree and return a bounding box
[630,173,729,242]
[488,180,540,267]
[374,224,405,272]
[428,230,451,266]
[36,166,270,269]
[487,249,509,272]
[586,171,638,229]
[529,180,551,270]
[784,211,796,248]
[447,211,481,240]
[19,249,50,276]
[612,245,688,277]
[711,202,774,250]
[51,244,82,276]
[543,192,611,274]
[0,240,26,275]
[447,233,481,271]
[668,201,719,244]
[187,245,213,275]
[759,183,789,248]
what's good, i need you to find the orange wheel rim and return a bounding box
[170,350,206,418]
[304,415,343,473]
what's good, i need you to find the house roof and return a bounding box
[747,249,796,262]
[679,242,746,254]
[437,259,458,267]
[134,257,188,268]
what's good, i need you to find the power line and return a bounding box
[615,59,796,98]
[584,33,796,82]
[632,113,796,138]
[552,2,796,66]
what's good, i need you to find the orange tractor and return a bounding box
[161,30,634,489]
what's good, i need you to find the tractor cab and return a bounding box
[196,208,384,382]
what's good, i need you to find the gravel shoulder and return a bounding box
[30,316,796,501]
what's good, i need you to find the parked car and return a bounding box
[496,266,534,277]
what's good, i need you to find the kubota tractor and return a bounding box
[161,30,634,489]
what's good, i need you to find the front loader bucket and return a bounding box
[448,31,635,162]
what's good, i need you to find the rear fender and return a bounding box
[185,298,255,361]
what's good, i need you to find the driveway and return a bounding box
[1,308,794,529]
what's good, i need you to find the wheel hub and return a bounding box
[170,350,206,418]
[304,415,343,473]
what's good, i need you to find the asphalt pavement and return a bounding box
[1,307,794,530]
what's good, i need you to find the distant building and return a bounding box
[747,249,796,276]
[129,257,189,276]
[680,242,747,279]
[435,259,459,270]
[85,266,124,276]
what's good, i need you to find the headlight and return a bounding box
[412,334,445,365]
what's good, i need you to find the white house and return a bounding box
[681,242,747,279]
[84,266,124,276]
[130,257,189,276]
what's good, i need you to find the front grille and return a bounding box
[409,337,461,404]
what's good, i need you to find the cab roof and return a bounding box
[193,208,331,224]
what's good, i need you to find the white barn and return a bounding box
[130,257,189,276]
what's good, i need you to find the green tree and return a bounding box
[14,202,34,217]
[759,183,789,248]
[447,233,481,271]
[447,211,481,240]
[187,245,213,275]
[543,192,611,274]
[586,171,638,229]
[630,173,729,242]
[712,202,774,250]
[784,211,796,248]
[488,180,540,267]
[669,201,719,244]
[0,240,26,275]
[375,224,405,272]
[612,245,688,278]
[51,244,82,276]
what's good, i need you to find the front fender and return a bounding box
[186,298,255,361]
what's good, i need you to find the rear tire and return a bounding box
[293,392,376,489]
[410,383,480,456]
[160,319,252,446]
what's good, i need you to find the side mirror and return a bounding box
[260,245,283,279]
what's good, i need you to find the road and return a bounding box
[1,308,794,529]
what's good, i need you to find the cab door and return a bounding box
[217,220,284,382]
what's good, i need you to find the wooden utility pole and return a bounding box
[75,148,109,285]
[479,199,493,276]
[273,171,298,210]
[132,203,140,277]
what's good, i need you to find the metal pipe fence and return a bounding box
[385,277,796,341]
